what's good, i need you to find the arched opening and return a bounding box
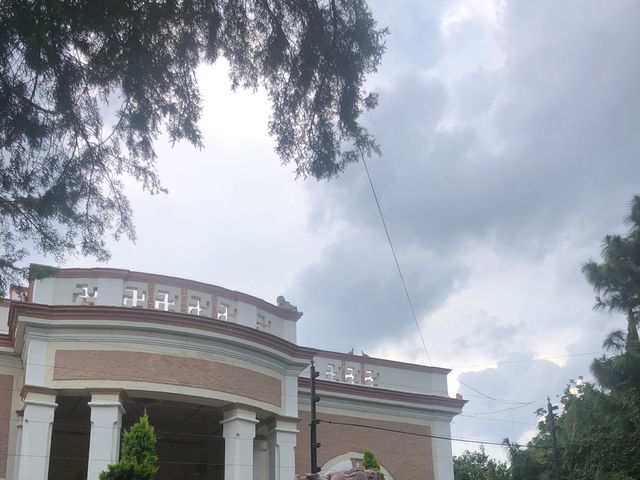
[322,452,394,480]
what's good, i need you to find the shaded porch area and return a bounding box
[49,393,226,480]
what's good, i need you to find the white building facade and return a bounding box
[0,266,465,480]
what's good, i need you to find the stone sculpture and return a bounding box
[277,295,299,312]
[294,469,381,480]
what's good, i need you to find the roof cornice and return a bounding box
[298,377,466,410]
[9,302,316,361]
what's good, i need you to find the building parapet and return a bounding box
[26,265,302,342]
[302,350,451,397]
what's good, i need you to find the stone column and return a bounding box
[17,389,57,480]
[432,418,454,480]
[87,391,125,480]
[267,417,298,480]
[12,418,23,480]
[253,438,269,480]
[221,406,258,480]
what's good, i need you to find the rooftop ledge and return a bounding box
[28,264,303,321]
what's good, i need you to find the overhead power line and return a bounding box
[319,418,549,450]
[459,381,535,406]
[361,151,432,365]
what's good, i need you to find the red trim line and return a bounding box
[9,303,316,360]
[298,377,467,409]
[31,264,303,321]
[0,334,12,348]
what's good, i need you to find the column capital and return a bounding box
[221,405,259,426]
[20,384,58,402]
[87,400,126,414]
[88,390,126,414]
[264,415,300,434]
[223,402,260,414]
[220,415,259,427]
[86,387,125,397]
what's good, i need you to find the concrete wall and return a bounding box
[54,349,283,407]
[0,305,8,334]
[0,356,23,480]
[0,374,13,479]
[296,411,435,480]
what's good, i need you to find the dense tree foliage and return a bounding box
[453,446,510,480]
[501,378,640,480]
[100,412,158,480]
[0,0,386,292]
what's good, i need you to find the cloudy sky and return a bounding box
[26,0,640,460]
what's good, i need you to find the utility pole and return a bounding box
[310,360,321,474]
[547,396,560,480]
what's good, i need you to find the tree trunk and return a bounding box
[627,309,639,351]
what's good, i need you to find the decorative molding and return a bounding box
[299,391,458,424]
[220,415,260,425]
[22,399,58,408]
[23,327,299,376]
[20,384,58,400]
[86,388,124,396]
[9,302,317,361]
[223,403,261,414]
[263,414,300,432]
[298,377,466,410]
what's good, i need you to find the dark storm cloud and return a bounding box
[295,223,468,352]
[452,316,522,358]
[292,0,640,357]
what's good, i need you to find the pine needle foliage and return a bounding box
[582,195,640,354]
[0,0,387,292]
[582,195,640,391]
[99,412,158,480]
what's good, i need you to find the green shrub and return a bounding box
[99,412,158,480]
[363,450,385,479]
